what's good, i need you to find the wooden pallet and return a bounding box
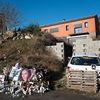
[66,70,97,93]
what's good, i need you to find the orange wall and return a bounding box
[41,17,96,38]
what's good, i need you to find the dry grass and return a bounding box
[0,36,62,73]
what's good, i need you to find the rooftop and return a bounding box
[41,15,97,28]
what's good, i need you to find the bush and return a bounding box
[0,36,62,72]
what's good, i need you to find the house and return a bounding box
[41,15,100,62]
[41,15,100,40]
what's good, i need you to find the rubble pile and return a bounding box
[0,63,50,97]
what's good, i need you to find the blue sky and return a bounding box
[4,0,100,27]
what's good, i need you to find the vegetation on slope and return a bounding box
[0,24,62,73]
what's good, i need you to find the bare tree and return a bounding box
[0,1,21,30]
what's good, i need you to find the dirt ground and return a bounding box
[0,90,100,100]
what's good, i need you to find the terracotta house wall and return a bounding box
[41,16,97,38]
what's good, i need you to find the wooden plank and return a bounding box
[83,74,97,76]
[67,81,82,85]
[67,80,82,85]
[83,80,97,83]
[82,86,97,93]
[69,73,82,76]
[82,77,97,80]
[69,70,82,72]
[69,75,81,76]
[83,75,97,77]
[82,83,97,86]
[68,79,82,82]
[82,71,97,73]
[82,72,97,75]
[67,85,82,90]
[68,83,82,85]
[69,74,82,76]
[82,79,97,82]
[68,80,82,83]
[68,77,82,80]
[82,88,97,93]
[83,72,97,74]
[82,85,97,88]
[69,77,82,79]
[83,79,97,82]
[69,71,82,73]
[69,72,82,75]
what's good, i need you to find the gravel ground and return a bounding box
[0,90,100,100]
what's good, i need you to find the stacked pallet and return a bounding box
[66,70,97,93]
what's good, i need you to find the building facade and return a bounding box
[46,42,65,62]
[46,42,72,65]
[73,36,100,57]
[41,15,99,39]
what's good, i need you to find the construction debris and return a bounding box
[0,63,50,97]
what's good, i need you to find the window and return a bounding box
[61,49,63,52]
[66,25,69,31]
[50,28,59,33]
[74,24,82,28]
[84,22,88,28]
[83,44,86,47]
[74,24,82,34]
[62,59,64,62]
[71,57,100,66]
[61,44,63,48]
[83,49,87,52]
[74,27,82,33]
[62,54,64,57]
